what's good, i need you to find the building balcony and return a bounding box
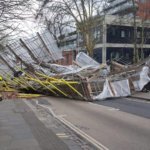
[106,2,137,15]
[105,0,128,11]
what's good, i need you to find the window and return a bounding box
[137,31,141,38]
[121,30,125,38]
[96,30,101,39]
[93,27,101,40]
[146,32,150,39]
[112,28,116,36]
[128,30,131,38]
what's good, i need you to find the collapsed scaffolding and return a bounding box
[0,30,149,101]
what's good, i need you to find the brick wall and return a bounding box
[137,0,150,20]
[57,50,77,66]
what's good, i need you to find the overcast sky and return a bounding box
[7,0,46,43]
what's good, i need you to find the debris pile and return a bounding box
[0,31,149,101]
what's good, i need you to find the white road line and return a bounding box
[56,133,67,136]
[58,116,109,150]
[37,103,110,150]
[57,135,69,138]
[24,100,109,150]
[108,108,120,111]
[56,133,69,138]
[125,98,150,104]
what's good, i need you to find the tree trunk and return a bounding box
[132,0,139,63]
[84,32,94,57]
[133,12,139,63]
[141,20,144,60]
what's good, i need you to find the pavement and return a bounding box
[0,99,69,150]
[131,91,150,100]
[0,99,97,150]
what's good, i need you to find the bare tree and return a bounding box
[131,0,139,63]
[136,0,150,60]
[131,0,150,62]
[45,13,74,43]
[0,0,33,43]
[38,0,107,57]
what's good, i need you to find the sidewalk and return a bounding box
[131,92,150,101]
[0,99,69,150]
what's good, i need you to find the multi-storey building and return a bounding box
[104,0,150,19]
[78,15,150,64]
[58,0,150,64]
[78,0,150,64]
[104,0,136,16]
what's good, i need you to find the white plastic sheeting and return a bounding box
[32,64,56,76]
[48,64,73,74]
[48,64,102,76]
[94,79,131,100]
[47,62,101,76]
[76,52,99,67]
[111,79,131,97]
[61,65,98,75]
[133,65,150,91]
[93,79,114,100]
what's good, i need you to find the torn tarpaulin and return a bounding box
[93,79,131,100]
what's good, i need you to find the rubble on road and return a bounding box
[0,30,149,101]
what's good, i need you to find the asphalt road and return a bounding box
[44,97,150,150]
[95,98,150,119]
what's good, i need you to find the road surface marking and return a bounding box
[37,103,110,150]
[125,98,150,104]
[108,108,120,111]
[56,133,67,136]
[57,116,109,150]
[56,133,69,138]
[24,100,109,150]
